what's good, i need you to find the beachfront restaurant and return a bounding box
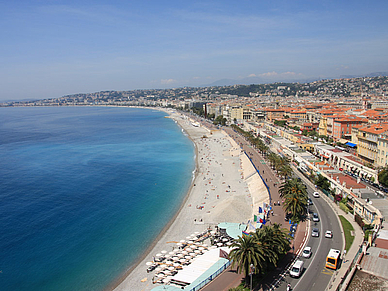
[150,220,267,290]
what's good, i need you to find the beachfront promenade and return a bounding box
[201,128,308,291]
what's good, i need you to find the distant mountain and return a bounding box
[339,72,388,79]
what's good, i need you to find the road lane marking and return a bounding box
[322,268,334,276]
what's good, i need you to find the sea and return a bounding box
[0,106,195,291]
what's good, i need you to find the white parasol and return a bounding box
[146,261,153,266]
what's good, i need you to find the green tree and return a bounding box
[253,224,291,265]
[378,166,388,187]
[315,174,331,191]
[279,178,308,222]
[229,236,267,286]
[214,115,227,126]
[278,164,293,180]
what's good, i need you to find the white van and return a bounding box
[290,260,304,278]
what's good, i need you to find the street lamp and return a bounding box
[250,264,255,290]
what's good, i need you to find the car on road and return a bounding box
[290,260,304,278]
[312,228,319,237]
[325,230,333,238]
[313,191,320,198]
[307,198,313,205]
[313,213,320,222]
[302,246,312,258]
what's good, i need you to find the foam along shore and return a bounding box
[112,111,269,291]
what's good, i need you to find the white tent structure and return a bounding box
[170,247,230,286]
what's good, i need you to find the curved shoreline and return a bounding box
[112,109,259,291]
[106,111,200,291]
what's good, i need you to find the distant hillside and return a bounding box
[339,72,388,79]
[205,75,320,87]
[206,72,388,87]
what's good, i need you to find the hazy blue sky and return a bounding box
[1,0,387,101]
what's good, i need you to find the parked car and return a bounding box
[313,213,319,222]
[313,192,319,198]
[325,230,333,238]
[302,246,312,258]
[307,198,313,205]
[312,228,319,237]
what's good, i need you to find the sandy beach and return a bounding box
[112,110,269,291]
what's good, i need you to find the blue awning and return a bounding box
[346,142,357,147]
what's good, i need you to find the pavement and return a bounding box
[202,127,364,291]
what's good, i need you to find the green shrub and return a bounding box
[339,202,349,213]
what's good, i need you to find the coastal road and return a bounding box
[280,171,343,291]
[225,127,343,291]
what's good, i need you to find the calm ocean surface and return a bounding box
[0,107,195,291]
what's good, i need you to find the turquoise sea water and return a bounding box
[0,107,195,291]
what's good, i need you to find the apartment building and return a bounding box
[332,116,368,141]
[357,123,388,165]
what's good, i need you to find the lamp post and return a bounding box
[250,264,255,291]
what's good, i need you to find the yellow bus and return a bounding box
[325,249,341,270]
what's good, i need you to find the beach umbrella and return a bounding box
[186,236,191,239]
[209,246,217,250]
[202,244,208,247]
[163,278,170,284]
[179,240,186,243]
[161,250,167,254]
[146,261,153,266]
[156,253,162,257]
[168,266,175,271]
[176,243,182,247]
[155,267,162,272]
[222,238,228,242]
[184,255,191,260]
[173,248,180,253]
[198,247,205,251]
[194,250,201,254]
[173,262,180,267]
[217,243,223,247]
[179,258,186,263]
[168,251,175,255]
[194,231,200,235]
[156,273,165,278]
[177,253,184,258]
[227,242,233,246]
[165,260,173,265]
[190,245,197,249]
[181,251,188,255]
[186,247,193,252]
[172,256,179,261]
[164,254,171,259]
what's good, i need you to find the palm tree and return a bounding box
[267,152,277,170]
[229,235,267,286]
[278,164,293,180]
[280,178,308,222]
[253,224,291,266]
